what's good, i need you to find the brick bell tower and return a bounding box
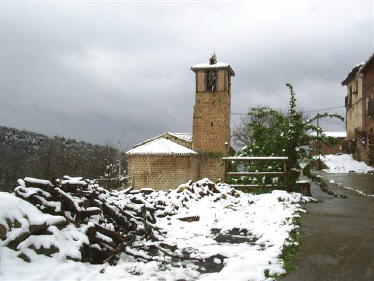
[191,54,235,155]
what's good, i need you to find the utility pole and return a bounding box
[118,141,123,180]
[317,116,322,170]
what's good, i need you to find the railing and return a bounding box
[223,156,289,189]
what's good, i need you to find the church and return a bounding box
[126,55,235,190]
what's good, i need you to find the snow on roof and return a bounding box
[341,63,364,85]
[126,138,198,155]
[310,131,346,138]
[133,132,192,149]
[358,52,374,74]
[167,133,192,142]
[191,62,230,68]
[191,62,235,76]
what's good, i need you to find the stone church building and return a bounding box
[126,55,235,190]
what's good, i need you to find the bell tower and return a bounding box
[191,54,235,155]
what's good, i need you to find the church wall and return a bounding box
[193,91,231,154]
[127,154,200,191]
[198,154,226,182]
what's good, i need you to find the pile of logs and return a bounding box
[4,176,239,267]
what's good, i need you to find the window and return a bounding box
[368,98,374,116]
[207,70,216,92]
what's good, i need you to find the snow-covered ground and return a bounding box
[0,179,313,281]
[319,154,374,174]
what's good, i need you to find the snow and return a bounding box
[310,131,346,138]
[168,132,192,142]
[126,138,198,155]
[329,179,374,197]
[0,181,311,281]
[191,62,230,69]
[191,61,235,75]
[296,180,310,184]
[319,154,374,173]
[0,193,66,246]
[132,132,192,149]
[61,176,87,186]
[24,177,53,186]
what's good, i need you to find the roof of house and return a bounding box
[126,138,198,156]
[341,63,364,85]
[310,131,346,138]
[358,52,374,74]
[342,52,374,85]
[132,132,192,149]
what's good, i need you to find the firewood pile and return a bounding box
[2,176,239,268]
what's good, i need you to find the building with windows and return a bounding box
[342,53,374,165]
[126,55,235,190]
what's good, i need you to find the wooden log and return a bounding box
[177,216,200,222]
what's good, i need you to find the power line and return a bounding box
[304,105,345,113]
[319,118,346,128]
[231,105,345,116]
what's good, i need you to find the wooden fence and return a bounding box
[222,156,289,189]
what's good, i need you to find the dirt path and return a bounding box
[281,172,374,281]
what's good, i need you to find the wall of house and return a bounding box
[362,60,374,135]
[345,75,363,140]
[309,139,345,156]
[127,154,200,191]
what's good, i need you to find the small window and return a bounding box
[207,70,216,92]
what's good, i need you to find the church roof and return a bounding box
[191,62,235,76]
[191,55,235,76]
[167,133,192,142]
[132,132,192,149]
[126,138,197,156]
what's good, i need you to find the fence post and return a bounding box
[224,142,229,183]
[282,150,289,182]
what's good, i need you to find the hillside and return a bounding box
[0,126,125,190]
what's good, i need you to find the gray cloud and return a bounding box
[2,2,373,148]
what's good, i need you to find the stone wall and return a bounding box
[193,91,230,154]
[127,154,200,191]
[199,154,226,182]
[193,68,231,154]
[350,131,374,166]
[127,153,227,190]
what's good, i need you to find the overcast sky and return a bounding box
[1,1,373,150]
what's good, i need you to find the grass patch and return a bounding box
[280,229,299,274]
